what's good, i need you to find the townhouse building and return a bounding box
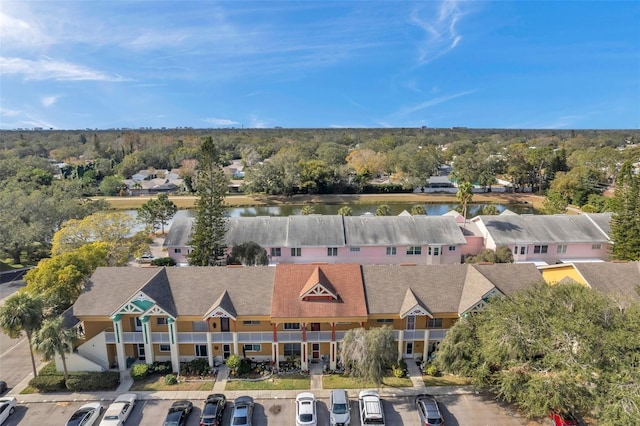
[62,263,544,374]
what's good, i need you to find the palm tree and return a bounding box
[300,205,315,215]
[32,317,77,381]
[457,181,474,220]
[337,206,352,216]
[410,205,426,215]
[0,292,44,378]
[375,204,391,216]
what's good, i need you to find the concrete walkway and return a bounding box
[212,364,228,392]
[309,362,323,391]
[406,358,426,389]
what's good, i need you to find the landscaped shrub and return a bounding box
[66,372,120,391]
[151,257,176,266]
[28,374,66,392]
[179,358,210,376]
[150,361,172,374]
[392,365,405,378]
[164,374,178,385]
[225,354,241,373]
[130,363,150,381]
[38,362,59,375]
[424,363,439,376]
[238,358,252,376]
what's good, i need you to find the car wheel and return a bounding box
[9,407,15,415]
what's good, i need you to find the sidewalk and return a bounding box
[8,358,476,404]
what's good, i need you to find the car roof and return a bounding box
[331,389,348,403]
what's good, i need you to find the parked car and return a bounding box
[66,402,103,426]
[0,382,6,395]
[99,393,136,426]
[329,389,351,426]
[230,396,254,426]
[358,390,385,426]
[135,254,154,264]
[0,397,16,425]
[296,392,317,426]
[163,400,193,426]
[415,394,444,426]
[200,394,226,426]
[549,411,579,426]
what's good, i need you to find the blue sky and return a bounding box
[0,1,638,130]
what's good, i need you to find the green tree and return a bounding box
[542,190,568,214]
[337,206,352,216]
[0,293,44,378]
[137,194,178,234]
[300,205,316,215]
[456,181,474,220]
[465,246,513,264]
[410,205,426,215]
[340,326,397,384]
[188,137,229,266]
[99,175,124,196]
[480,205,499,215]
[610,161,640,260]
[226,241,268,266]
[375,204,391,216]
[32,317,77,380]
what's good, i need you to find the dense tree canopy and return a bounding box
[436,283,640,424]
[610,161,640,260]
[340,326,397,385]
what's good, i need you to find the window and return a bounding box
[514,246,518,254]
[386,247,397,256]
[557,244,567,254]
[520,246,526,255]
[407,246,422,255]
[327,247,338,256]
[243,344,261,352]
[192,321,208,331]
[533,245,548,254]
[195,344,208,357]
[427,318,443,328]
[156,317,168,326]
[159,344,170,352]
[449,246,456,251]
[270,247,281,257]
[174,248,181,254]
[350,247,360,252]
[592,244,602,250]
[376,319,394,323]
[433,247,440,256]
[284,323,300,330]
[283,343,301,357]
[242,320,260,326]
[291,248,301,257]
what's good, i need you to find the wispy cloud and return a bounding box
[250,115,269,129]
[0,57,127,82]
[397,90,477,116]
[410,0,465,64]
[41,95,61,107]
[203,117,240,126]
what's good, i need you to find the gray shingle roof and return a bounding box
[225,217,290,247]
[477,214,611,244]
[163,210,194,247]
[458,266,495,313]
[472,263,544,296]
[583,213,612,238]
[343,216,466,246]
[573,262,640,303]
[286,215,346,247]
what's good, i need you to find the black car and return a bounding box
[163,400,193,426]
[415,394,444,426]
[0,381,6,394]
[200,393,226,426]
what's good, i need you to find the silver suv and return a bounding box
[329,389,351,426]
[415,394,444,426]
[358,390,384,425]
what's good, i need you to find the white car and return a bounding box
[296,392,317,426]
[99,393,136,426]
[66,402,103,426]
[0,397,16,425]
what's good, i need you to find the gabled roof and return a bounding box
[399,288,431,318]
[583,213,612,239]
[286,215,346,247]
[271,264,367,320]
[205,290,237,319]
[225,216,290,247]
[458,265,498,314]
[472,263,544,296]
[299,267,338,300]
[573,262,640,303]
[475,214,611,244]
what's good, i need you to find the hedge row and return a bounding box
[29,367,120,392]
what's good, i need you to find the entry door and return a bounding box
[137,343,146,361]
[312,343,320,359]
[220,317,230,332]
[405,342,414,358]
[222,344,231,360]
[310,323,320,331]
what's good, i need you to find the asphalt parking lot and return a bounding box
[4,392,530,425]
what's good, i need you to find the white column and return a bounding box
[206,331,213,368]
[167,318,180,373]
[111,315,126,372]
[141,316,154,364]
[423,329,431,362]
[232,331,239,356]
[330,341,337,370]
[397,329,404,361]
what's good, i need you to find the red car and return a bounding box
[549,411,579,426]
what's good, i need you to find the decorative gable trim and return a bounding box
[113,291,155,316]
[143,304,174,319]
[399,288,432,318]
[401,304,431,318]
[205,307,235,319]
[299,267,338,301]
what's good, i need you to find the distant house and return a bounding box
[123,169,184,195]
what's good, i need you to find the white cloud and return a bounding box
[0,11,49,50]
[41,95,60,107]
[398,90,477,115]
[0,57,127,82]
[410,0,466,64]
[0,107,21,117]
[203,117,240,126]
[250,116,269,128]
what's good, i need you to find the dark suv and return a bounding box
[200,394,226,426]
[415,394,444,426]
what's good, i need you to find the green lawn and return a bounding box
[129,375,215,391]
[225,374,311,391]
[422,374,472,386]
[323,374,413,389]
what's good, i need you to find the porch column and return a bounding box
[423,329,431,362]
[140,316,154,364]
[206,330,213,368]
[111,314,126,372]
[397,329,404,361]
[232,332,239,357]
[301,323,308,370]
[330,323,337,370]
[272,324,278,366]
[167,318,179,373]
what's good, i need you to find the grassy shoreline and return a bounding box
[98,192,546,210]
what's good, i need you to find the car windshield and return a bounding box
[300,413,313,422]
[428,418,443,424]
[204,403,218,415]
[70,409,91,420]
[104,415,119,420]
[232,416,247,425]
[332,403,348,414]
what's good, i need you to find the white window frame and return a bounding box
[195,344,208,357]
[592,244,602,250]
[386,247,396,256]
[427,318,443,328]
[284,322,300,330]
[271,247,281,257]
[192,321,208,332]
[449,246,456,251]
[242,320,260,326]
[243,344,261,352]
[557,244,567,254]
[174,248,181,254]
[327,247,338,256]
[407,246,422,255]
[156,317,168,326]
[350,247,360,252]
[159,344,171,352]
[291,247,302,257]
